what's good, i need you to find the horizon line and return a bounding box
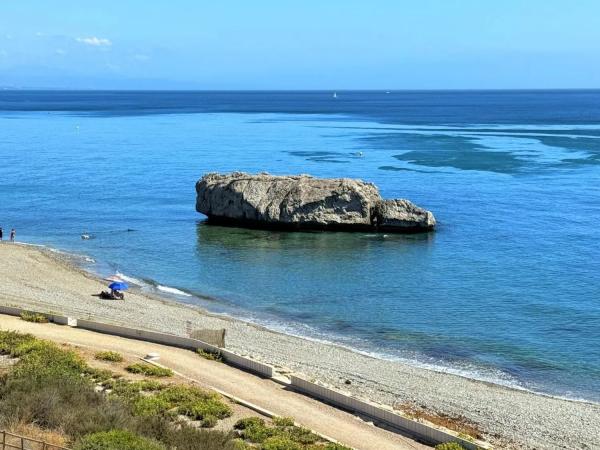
[2,87,600,92]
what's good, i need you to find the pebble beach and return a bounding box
[0,242,598,449]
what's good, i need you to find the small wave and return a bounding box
[157,285,192,297]
[113,271,193,298]
[114,271,145,286]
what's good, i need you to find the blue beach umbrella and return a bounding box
[109,281,129,291]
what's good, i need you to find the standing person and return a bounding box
[10,228,15,242]
[0,227,3,241]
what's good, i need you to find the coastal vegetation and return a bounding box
[434,443,467,450]
[19,311,49,323]
[75,430,165,450]
[125,362,174,377]
[232,416,351,449]
[95,350,125,362]
[0,331,351,450]
[197,348,223,362]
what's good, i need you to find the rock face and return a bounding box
[196,172,436,233]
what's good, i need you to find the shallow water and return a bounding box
[1,90,599,401]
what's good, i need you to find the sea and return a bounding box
[0,90,599,402]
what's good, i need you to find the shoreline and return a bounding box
[34,242,593,405]
[1,241,599,449]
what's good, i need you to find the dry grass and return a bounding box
[8,422,70,447]
[396,403,482,440]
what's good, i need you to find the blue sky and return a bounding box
[0,0,599,89]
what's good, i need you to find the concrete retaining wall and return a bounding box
[290,375,486,450]
[0,305,23,317]
[0,305,72,326]
[47,314,72,325]
[76,320,274,377]
[76,320,217,352]
[220,349,273,378]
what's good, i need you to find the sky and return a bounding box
[0,0,599,89]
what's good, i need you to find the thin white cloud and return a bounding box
[55,48,66,55]
[134,54,150,61]
[76,36,112,46]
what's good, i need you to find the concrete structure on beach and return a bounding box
[195,172,436,233]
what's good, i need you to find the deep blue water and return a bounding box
[1,90,599,402]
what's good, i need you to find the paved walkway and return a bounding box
[0,315,429,450]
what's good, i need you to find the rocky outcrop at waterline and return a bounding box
[195,172,436,233]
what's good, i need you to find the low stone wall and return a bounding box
[220,349,273,378]
[0,305,72,326]
[76,319,273,378]
[0,305,23,317]
[76,319,219,352]
[290,375,488,450]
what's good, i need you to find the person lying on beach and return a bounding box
[99,290,125,300]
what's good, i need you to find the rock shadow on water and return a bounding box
[195,221,434,253]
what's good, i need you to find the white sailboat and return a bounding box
[333,92,337,99]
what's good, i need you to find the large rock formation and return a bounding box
[196,172,435,233]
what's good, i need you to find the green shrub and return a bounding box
[178,396,232,421]
[20,311,49,323]
[234,417,265,430]
[125,363,173,377]
[435,443,467,450]
[261,436,302,450]
[306,444,352,450]
[106,379,164,399]
[95,351,124,362]
[285,426,319,445]
[234,416,328,448]
[135,416,240,450]
[0,330,37,354]
[123,384,231,424]
[131,395,175,418]
[231,439,252,449]
[75,429,166,450]
[273,417,295,427]
[238,420,274,443]
[10,340,87,382]
[156,384,201,405]
[84,367,117,383]
[201,415,218,428]
[197,348,223,362]
[161,385,231,421]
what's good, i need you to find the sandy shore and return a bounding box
[0,242,598,449]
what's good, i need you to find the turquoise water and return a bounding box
[1,91,599,401]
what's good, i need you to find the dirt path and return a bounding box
[0,315,429,450]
